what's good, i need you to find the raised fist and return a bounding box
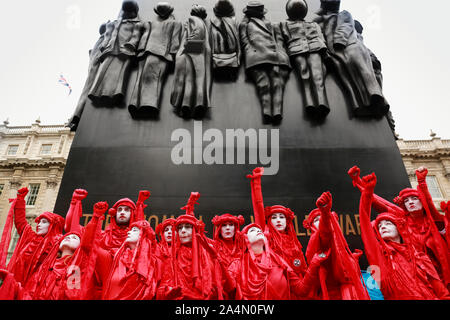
[17,187,29,199]
[361,173,377,191]
[93,201,109,218]
[415,167,428,182]
[348,166,361,179]
[247,167,264,179]
[72,189,88,201]
[138,190,151,203]
[316,192,332,211]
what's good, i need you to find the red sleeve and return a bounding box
[13,199,30,236]
[249,177,266,229]
[353,175,403,214]
[417,178,445,223]
[359,190,385,269]
[317,206,332,250]
[80,216,100,251]
[289,265,320,298]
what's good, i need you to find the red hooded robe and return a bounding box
[247,168,308,277]
[359,174,450,300]
[0,189,64,289]
[102,220,160,300]
[303,199,370,300]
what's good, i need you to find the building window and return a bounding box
[7,228,20,264]
[426,176,443,199]
[0,184,4,197]
[7,145,19,155]
[26,184,40,206]
[40,144,52,155]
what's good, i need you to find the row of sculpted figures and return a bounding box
[1,166,449,300]
[68,0,394,128]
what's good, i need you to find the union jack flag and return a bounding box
[58,74,72,95]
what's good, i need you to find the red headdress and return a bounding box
[211,214,245,240]
[394,188,420,211]
[156,218,176,243]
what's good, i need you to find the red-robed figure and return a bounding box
[303,191,370,300]
[227,223,328,300]
[247,167,308,277]
[24,201,109,300]
[155,218,176,261]
[156,192,227,300]
[0,187,64,292]
[357,172,450,300]
[210,213,245,268]
[102,220,160,300]
[349,166,450,290]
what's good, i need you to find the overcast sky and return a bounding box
[0,0,448,140]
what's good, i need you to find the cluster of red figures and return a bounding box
[0,166,449,300]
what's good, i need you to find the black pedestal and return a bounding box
[54,0,410,269]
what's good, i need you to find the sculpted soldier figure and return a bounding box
[88,1,145,107]
[314,0,389,117]
[128,2,183,118]
[280,0,330,118]
[239,1,292,124]
[171,5,212,119]
[68,22,109,130]
[209,0,241,78]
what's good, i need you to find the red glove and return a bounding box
[138,190,151,203]
[16,187,29,200]
[93,201,109,218]
[361,173,377,192]
[309,249,331,269]
[415,167,428,183]
[348,166,362,184]
[316,191,332,212]
[72,189,88,201]
[246,167,264,179]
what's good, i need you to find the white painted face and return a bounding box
[270,213,287,232]
[378,220,400,243]
[164,225,173,243]
[178,223,193,244]
[403,196,423,213]
[221,222,235,239]
[126,226,141,244]
[36,218,50,236]
[313,215,321,230]
[247,226,265,244]
[59,234,81,251]
[116,205,132,225]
